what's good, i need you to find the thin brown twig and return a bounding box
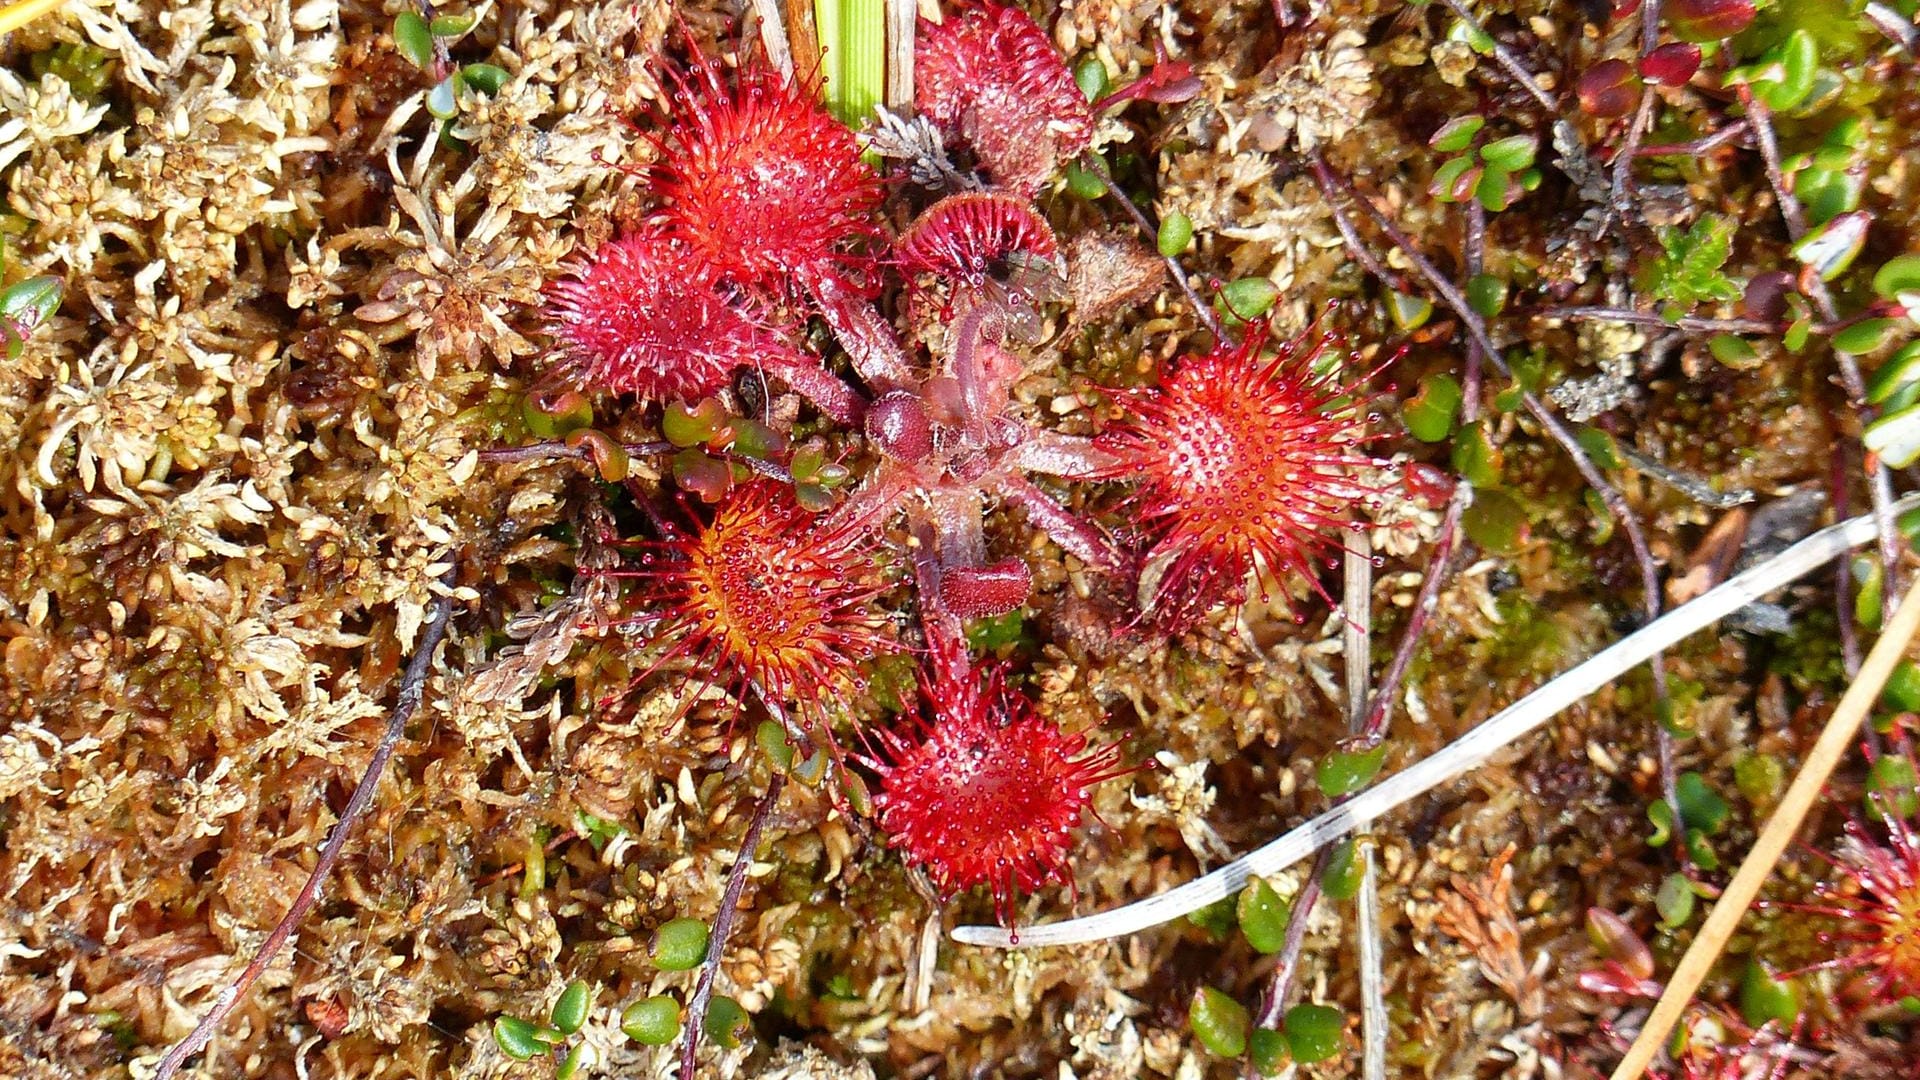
[1634,119,1750,158]
[1461,201,1487,423]
[1603,0,1663,228]
[151,582,459,1080]
[477,439,796,483]
[1363,485,1469,739]
[681,773,787,1076]
[1079,151,1228,342]
[1309,154,1684,841]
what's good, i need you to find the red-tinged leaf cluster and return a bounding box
[1800,813,1920,1006]
[896,191,1061,298]
[656,54,883,290]
[546,229,801,402]
[1097,319,1382,626]
[915,1,1093,195]
[636,481,894,718]
[867,652,1129,927]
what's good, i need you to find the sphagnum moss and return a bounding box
[1,0,1917,1078]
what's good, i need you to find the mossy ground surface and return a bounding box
[2,0,1919,1077]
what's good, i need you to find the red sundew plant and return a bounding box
[1796,811,1920,1006]
[654,47,882,292]
[895,191,1061,300]
[648,37,917,395]
[545,228,864,422]
[865,647,1131,928]
[628,480,896,723]
[1096,317,1385,626]
[915,1,1094,195]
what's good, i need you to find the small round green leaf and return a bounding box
[1237,878,1291,954]
[1466,273,1508,318]
[0,274,63,330]
[493,1016,546,1060]
[550,979,591,1035]
[1249,1027,1289,1074]
[1321,838,1364,901]
[622,995,683,1045]
[1873,254,1920,301]
[1283,1003,1344,1064]
[1065,161,1105,199]
[1479,134,1537,172]
[393,12,433,69]
[1316,743,1388,798]
[1073,55,1109,101]
[430,12,478,37]
[1386,289,1433,332]
[1428,115,1485,153]
[652,917,711,971]
[1865,401,1920,469]
[704,995,751,1049]
[1218,277,1278,322]
[1655,871,1695,928]
[462,62,509,95]
[1403,374,1462,443]
[1834,318,1901,355]
[1188,987,1250,1057]
[1738,962,1801,1030]
[426,75,459,119]
[1157,211,1194,257]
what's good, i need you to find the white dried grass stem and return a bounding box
[751,0,795,81]
[952,496,1920,948]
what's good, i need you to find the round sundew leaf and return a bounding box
[1283,1003,1345,1064]
[621,996,683,1045]
[1188,987,1249,1057]
[1236,878,1291,954]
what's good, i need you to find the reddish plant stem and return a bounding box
[1635,119,1750,158]
[1309,153,1684,834]
[805,268,918,393]
[1866,1,1918,52]
[996,474,1130,574]
[476,439,796,484]
[1604,0,1663,227]
[909,516,969,670]
[1742,88,1905,587]
[1362,485,1469,740]
[1461,201,1487,423]
[1078,151,1228,342]
[151,584,458,1080]
[1432,0,1558,114]
[1247,485,1468,1050]
[681,773,786,1077]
